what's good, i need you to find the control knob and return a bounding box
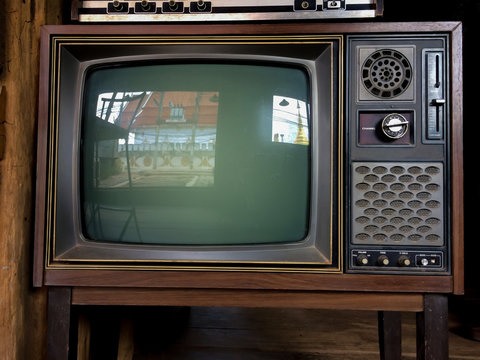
[377,255,390,266]
[420,258,429,266]
[381,113,409,139]
[398,255,411,267]
[356,254,369,266]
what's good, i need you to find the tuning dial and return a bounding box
[356,254,369,266]
[377,255,390,266]
[398,255,411,267]
[381,113,409,139]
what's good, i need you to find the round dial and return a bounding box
[356,254,369,266]
[377,255,390,266]
[381,113,409,139]
[398,255,411,267]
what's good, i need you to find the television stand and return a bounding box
[46,287,448,360]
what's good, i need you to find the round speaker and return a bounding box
[361,49,413,99]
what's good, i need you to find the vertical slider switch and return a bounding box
[424,50,446,140]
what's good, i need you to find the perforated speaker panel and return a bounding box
[351,162,444,246]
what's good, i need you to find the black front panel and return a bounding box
[346,35,449,274]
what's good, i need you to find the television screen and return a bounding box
[81,63,311,246]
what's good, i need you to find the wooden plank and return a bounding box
[77,313,91,360]
[33,25,54,288]
[117,319,134,360]
[0,0,62,359]
[71,288,425,312]
[450,23,465,296]
[0,87,5,160]
[46,269,454,293]
[40,21,462,37]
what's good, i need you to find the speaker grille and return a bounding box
[351,162,444,246]
[361,49,413,99]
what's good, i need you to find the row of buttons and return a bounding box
[109,1,212,13]
[108,1,344,13]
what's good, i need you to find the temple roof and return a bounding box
[118,91,219,129]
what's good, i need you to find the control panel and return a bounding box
[72,0,383,22]
[351,250,444,271]
[346,35,450,274]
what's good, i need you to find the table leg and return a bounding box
[378,311,402,360]
[47,287,72,360]
[416,294,448,360]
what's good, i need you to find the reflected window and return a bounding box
[272,95,309,145]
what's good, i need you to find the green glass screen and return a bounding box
[81,63,311,245]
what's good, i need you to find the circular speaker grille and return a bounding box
[361,49,413,99]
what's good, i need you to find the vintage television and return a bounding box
[34,22,463,295]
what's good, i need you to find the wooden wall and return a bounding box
[0,1,62,358]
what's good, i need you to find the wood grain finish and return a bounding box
[450,23,465,295]
[45,269,453,293]
[39,21,462,36]
[0,1,62,359]
[77,314,91,360]
[71,287,425,311]
[33,25,54,288]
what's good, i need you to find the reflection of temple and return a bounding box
[119,91,218,141]
[96,91,219,188]
[294,101,309,145]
